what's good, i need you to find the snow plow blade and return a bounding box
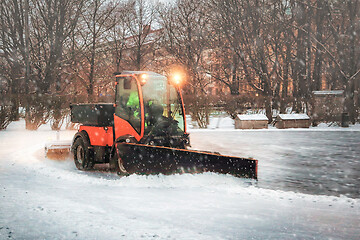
[45,141,72,160]
[117,143,257,179]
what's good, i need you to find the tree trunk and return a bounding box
[136,45,142,71]
[24,0,30,94]
[10,94,19,121]
[346,1,358,123]
[312,0,324,91]
[264,96,272,123]
[280,40,291,113]
[9,64,20,121]
[293,2,307,112]
[230,53,239,95]
[230,79,240,95]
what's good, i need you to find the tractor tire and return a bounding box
[109,146,129,177]
[73,132,94,170]
[117,153,130,177]
[110,135,137,176]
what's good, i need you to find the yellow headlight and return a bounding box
[173,74,181,85]
[140,73,148,85]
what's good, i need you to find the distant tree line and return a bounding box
[0,0,359,129]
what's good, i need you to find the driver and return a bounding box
[126,91,140,119]
[145,101,164,127]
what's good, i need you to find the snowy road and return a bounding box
[190,129,360,198]
[0,121,359,239]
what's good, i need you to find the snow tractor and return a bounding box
[48,71,258,179]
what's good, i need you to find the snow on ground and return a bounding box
[188,120,360,199]
[0,120,360,239]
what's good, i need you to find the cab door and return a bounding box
[114,75,144,141]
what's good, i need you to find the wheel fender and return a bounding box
[72,130,92,152]
[110,134,137,157]
[115,134,138,144]
[109,135,137,172]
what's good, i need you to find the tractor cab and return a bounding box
[114,71,189,148]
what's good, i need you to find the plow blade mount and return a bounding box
[117,143,257,179]
[45,141,72,160]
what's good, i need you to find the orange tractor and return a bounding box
[51,71,257,178]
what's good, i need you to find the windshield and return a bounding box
[141,75,185,135]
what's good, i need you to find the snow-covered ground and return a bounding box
[1,120,359,239]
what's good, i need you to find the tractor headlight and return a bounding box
[173,74,181,85]
[140,73,148,85]
[169,72,184,86]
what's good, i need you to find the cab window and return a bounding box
[115,76,141,134]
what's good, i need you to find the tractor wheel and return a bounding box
[110,148,129,177]
[110,135,137,176]
[117,154,130,177]
[73,133,94,170]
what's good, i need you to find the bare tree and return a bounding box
[0,94,12,130]
[268,0,296,113]
[0,0,28,120]
[121,0,158,71]
[323,0,360,123]
[210,0,279,121]
[290,0,360,122]
[70,0,117,102]
[204,13,242,96]
[290,0,314,113]
[110,3,130,73]
[30,0,84,93]
[159,0,211,93]
[312,0,326,92]
[159,0,213,127]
